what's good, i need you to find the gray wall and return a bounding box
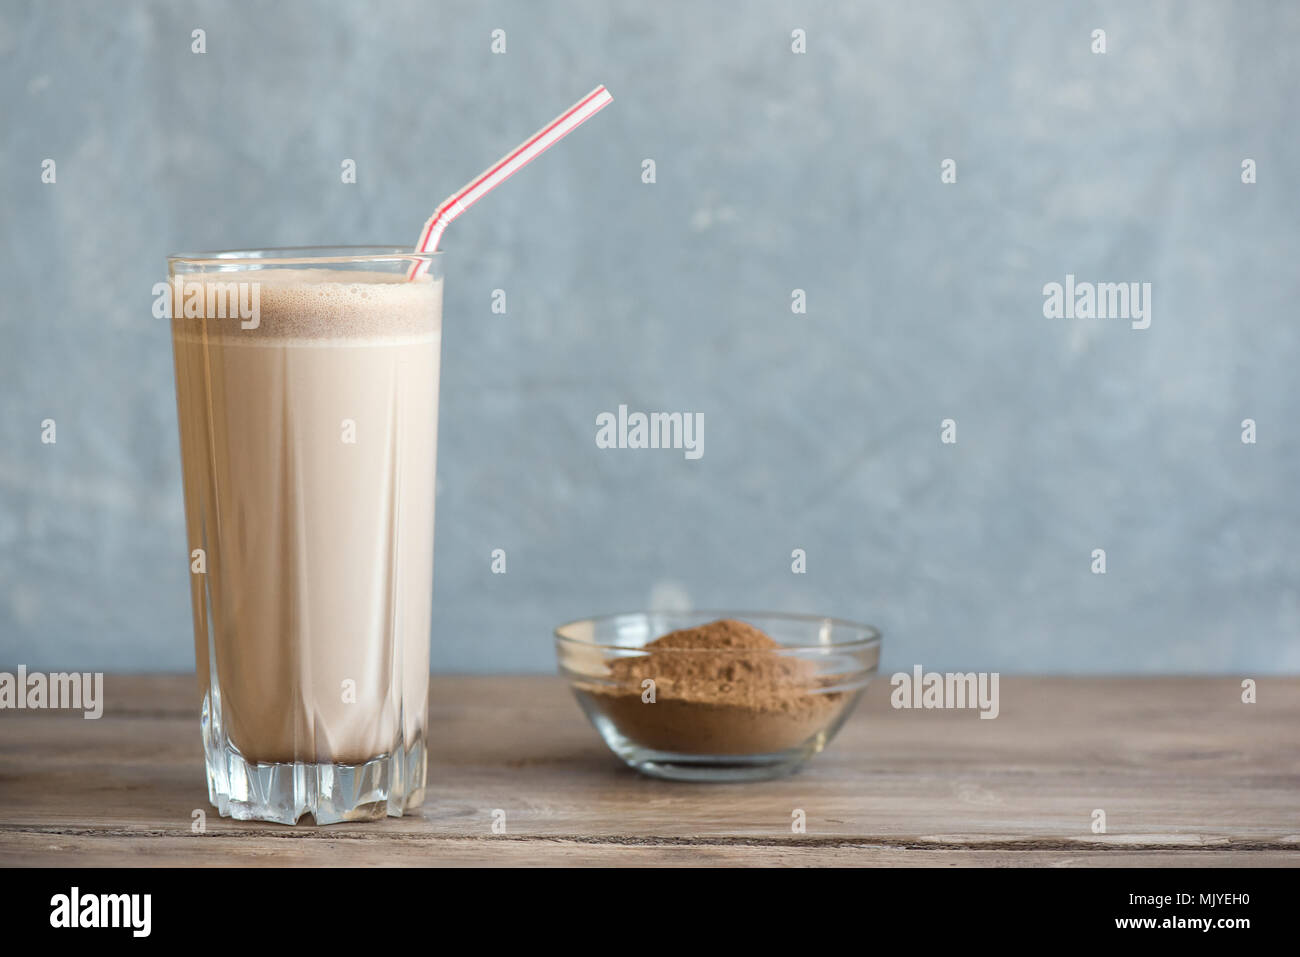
[2,0,1297,674]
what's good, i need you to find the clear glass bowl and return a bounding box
[555,611,881,781]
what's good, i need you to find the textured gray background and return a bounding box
[1,0,1297,674]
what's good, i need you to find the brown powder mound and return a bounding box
[585,618,847,755]
[608,619,812,708]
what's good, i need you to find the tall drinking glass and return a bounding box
[166,247,443,824]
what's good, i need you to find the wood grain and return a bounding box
[1,676,1296,866]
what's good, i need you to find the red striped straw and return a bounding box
[408,85,614,278]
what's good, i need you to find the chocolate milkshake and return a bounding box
[168,250,442,824]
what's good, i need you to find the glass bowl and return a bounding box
[555,611,881,781]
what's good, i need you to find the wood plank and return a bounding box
[3,832,1299,868]
[1,676,1297,866]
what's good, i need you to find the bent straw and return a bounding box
[409,85,614,278]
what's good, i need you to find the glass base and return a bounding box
[573,688,866,783]
[202,699,426,825]
[584,709,821,782]
[624,751,814,782]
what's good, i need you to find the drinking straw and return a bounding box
[409,85,614,278]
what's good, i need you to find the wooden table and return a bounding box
[1,676,1296,866]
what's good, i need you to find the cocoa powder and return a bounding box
[587,618,846,755]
